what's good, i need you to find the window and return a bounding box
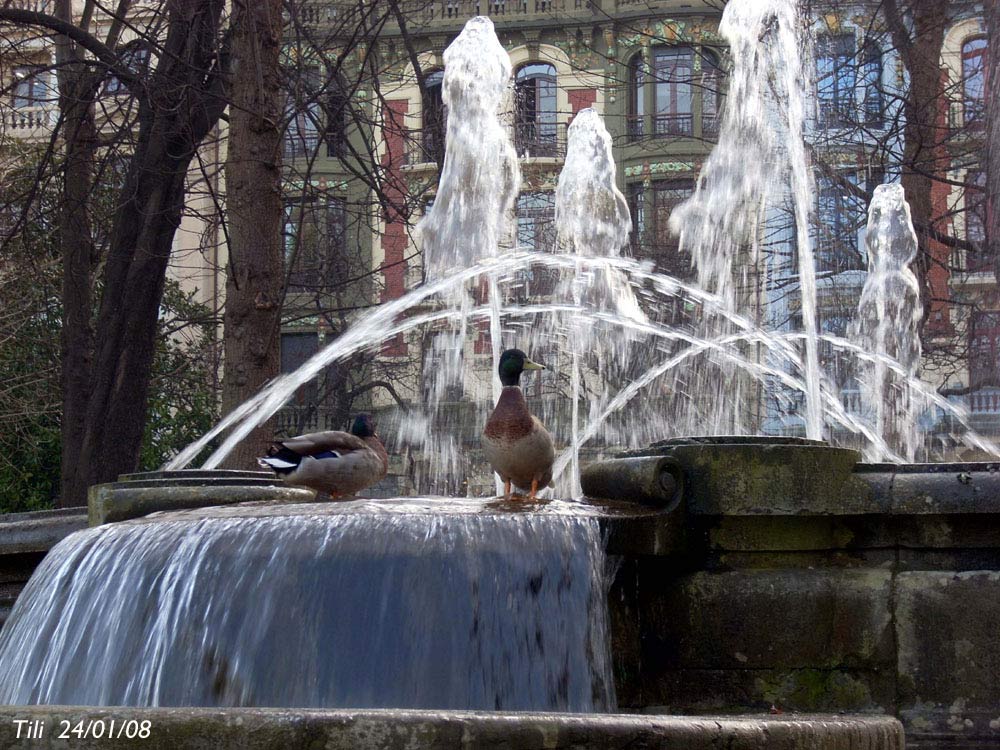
[284,198,348,293]
[324,90,348,158]
[515,191,557,296]
[12,66,50,108]
[629,46,720,140]
[700,49,723,138]
[815,174,864,273]
[104,43,150,95]
[649,179,694,275]
[964,170,989,272]
[962,37,987,129]
[860,42,883,125]
[971,312,1000,390]
[515,63,558,157]
[421,70,445,164]
[281,332,319,408]
[626,182,645,253]
[653,47,694,136]
[816,35,855,128]
[628,55,645,138]
[284,69,321,160]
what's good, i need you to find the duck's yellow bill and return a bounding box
[523,359,545,370]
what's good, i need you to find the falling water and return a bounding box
[848,184,922,461]
[0,502,615,710]
[670,0,823,439]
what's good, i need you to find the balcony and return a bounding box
[4,106,53,138]
[702,113,721,139]
[284,131,319,161]
[6,0,50,10]
[513,121,566,159]
[653,113,694,137]
[403,122,566,166]
[292,0,597,30]
[403,127,445,166]
[949,100,986,136]
[408,0,588,22]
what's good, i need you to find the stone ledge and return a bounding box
[0,707,904,750]
[0,508,88,555]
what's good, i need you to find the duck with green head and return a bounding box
[482,348,555,500]
[257,414,388,499]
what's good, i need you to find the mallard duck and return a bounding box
[482,349,555,500]
[257,414,388,498]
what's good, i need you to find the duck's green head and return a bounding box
[351,413,377,438]
[498,348,545,387]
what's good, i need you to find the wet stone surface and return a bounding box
[0,707,904,750]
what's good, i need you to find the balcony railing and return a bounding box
[513,121,565,159]
[6,0,50,10]
[403,127,445,166]
[626,114,644,139]
[5,106,52,132]
[970,388,1000,415]
[405,122,566,165]
[284,131,319,161]
[653,113,694,137]
[416,0,575,21]
[952,247,992,275]
[702,113,721,139]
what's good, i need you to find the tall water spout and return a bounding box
[418,16,519,277]
[548,108,646,494]
[670,0,823,439]
[849,184,922,461]
[404,16,521,493]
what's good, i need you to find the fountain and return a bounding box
[6,1,1000,746]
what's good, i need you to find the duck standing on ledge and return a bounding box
[482,349,555,500]
[257,414,388,499]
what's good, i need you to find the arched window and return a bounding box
[962,37,987,129]
[515,63,557,157]
[628,54,645,138]
[860,42,883,125]
[652,46,694,136]
[422,70,445,163]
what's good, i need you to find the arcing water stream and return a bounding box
[166,5,1000,490]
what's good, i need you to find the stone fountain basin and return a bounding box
[0,706,903,749]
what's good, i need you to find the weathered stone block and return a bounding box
[896,571,1000,716]
[641,667,894,714]
[642,570,894,671]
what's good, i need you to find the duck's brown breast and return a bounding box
[484,387,534,440]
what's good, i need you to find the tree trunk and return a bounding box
[885,0,947,327]
[220,0,285,468]
[63,0,227,506]
[54,0,99,507]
